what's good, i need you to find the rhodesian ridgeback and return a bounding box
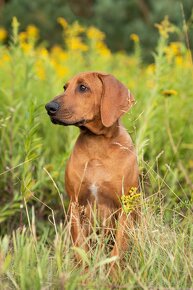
[45,71,139,268]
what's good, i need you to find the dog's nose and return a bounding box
[45,101,60,115]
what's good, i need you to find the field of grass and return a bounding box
[0,17,193,289]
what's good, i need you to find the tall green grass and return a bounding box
[0,18,193,288]
[0,204,193,289]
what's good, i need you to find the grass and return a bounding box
[0,17,193,289]
[0,204,193,289]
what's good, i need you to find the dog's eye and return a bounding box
[79,84,88,92]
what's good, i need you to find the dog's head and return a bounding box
[45,71,134,130]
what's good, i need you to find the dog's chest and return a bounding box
[70,156,121,206]
[65,135,133,207]
[89,183,98,199]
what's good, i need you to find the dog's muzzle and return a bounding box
[45,101,60,116]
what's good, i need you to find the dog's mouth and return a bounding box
[50,116,92,127]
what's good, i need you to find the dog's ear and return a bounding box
[98,73,135,127]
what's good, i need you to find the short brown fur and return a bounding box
[46,71,139,270]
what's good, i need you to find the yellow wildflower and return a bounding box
[164,47,173,62]
[20,42,33,54]
[2,53,10,62]
[188,160,193,168]
[155,16,176,39]
[183,50,193,68]
[57,17,68,29]
[164,42,183,63]
[170,42,181,56]
[66,37,88,52]
[26,25,39,40]
[0,52,11,66]
[19,32,27,43]
[96,42,111,57]
[130,33,139,43]
[63,22,86,51]
[121,187,141,214]
[50,59,57,69]
[146,64,155,74]
[71,22,85,34]
[175,56,183,66]
[37,47,49,58]
[0,27,7,42]
[53,63,69,78]
[162,89,177,97]
[87,26,105,41]
[51,45,68,61]
[35,59,46,80]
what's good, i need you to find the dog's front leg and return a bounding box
[109,210,135,277]
[69,202,89,262]
[110,210,130,259]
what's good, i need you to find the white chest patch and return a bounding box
[89,183,98,199]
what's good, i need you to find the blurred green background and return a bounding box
[0,0,193,61]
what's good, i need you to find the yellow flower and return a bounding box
[37,47,49,58]
[0,27,7,42]
[35,59,46,80]
[155,16,176,39]
[0,52,11,66]
[66,37,88,51]
[57,66,69,78]
[121,187,141,214]
[162,89,178,97]
[71,22,85,34]
[20,42,33,54]
[87,26,105,41]
[63,22,87,52]
[170,42,181,56]
[96,42,111,57]
[2,53,10,62]
[175,56,183,66]
[188,160,193,168]
[130,33,139,43]
[19,32,27,43]
[57,17,68,29]
[53,63,69,78]
[146,64,155,74]
[164,42,183,63]
[51,45,68,61]
[26,25,39,40]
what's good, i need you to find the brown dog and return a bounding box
[45,71,139,264]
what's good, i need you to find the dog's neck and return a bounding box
[80,118,120,138]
